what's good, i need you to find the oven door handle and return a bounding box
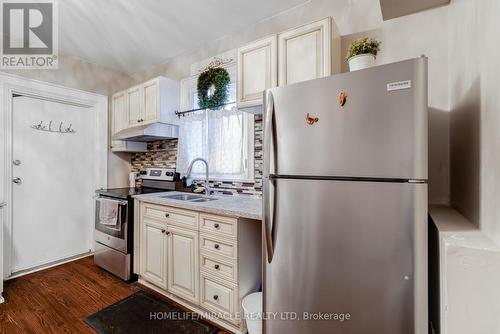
[95,196,128,206]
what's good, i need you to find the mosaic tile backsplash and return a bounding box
[131,115,263,196]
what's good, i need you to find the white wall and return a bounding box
[448,0,500,241]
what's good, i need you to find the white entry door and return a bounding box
[11,96,94,273]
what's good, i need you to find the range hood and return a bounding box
[113,122,179,142]
[379,0,450,20]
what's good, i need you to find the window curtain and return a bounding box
[176,106,245,178]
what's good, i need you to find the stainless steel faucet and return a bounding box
[186,158,211,195]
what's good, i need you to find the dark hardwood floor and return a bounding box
[0,256,228,334]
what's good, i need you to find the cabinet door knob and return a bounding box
[213,295,219,301]
[165,213,170,218]
[214,244,220,250]
[161,229,166,234]
[214,264,220,270]
[166,231,170,235]
[137,119,141,123]
[214,223,220,229]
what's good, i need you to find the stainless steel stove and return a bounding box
[94,168,179,281]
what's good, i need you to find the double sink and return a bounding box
[161,193,218,203]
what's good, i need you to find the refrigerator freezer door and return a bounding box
[264,57,428,180]
[263,178,428,334]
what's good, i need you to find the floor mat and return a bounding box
[85,291,219,334]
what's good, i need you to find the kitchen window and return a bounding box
[177,65,254,181]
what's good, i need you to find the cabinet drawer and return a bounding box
[200,234,237,259]
[142,203,198,229]
[201,252,237,282]
[200,272,238,317]
[200,214,237,239]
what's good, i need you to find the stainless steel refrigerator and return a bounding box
[262,57,428,334]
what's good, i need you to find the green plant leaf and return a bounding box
[346,38,381,60]
[197,67,231,109]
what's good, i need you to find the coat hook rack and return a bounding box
[30,120,76,134]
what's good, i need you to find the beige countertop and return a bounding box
[134,192,262,220]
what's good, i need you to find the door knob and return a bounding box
[12,160,21,166]
[12,177,22,184]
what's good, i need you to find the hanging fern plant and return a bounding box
[197,67,230,109]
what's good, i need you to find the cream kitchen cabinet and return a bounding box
[278,17,333,86]
[140,218,168,290]
[167,226,199,304]
[237,35,277,108]
[133,77,180,126]
[110,91,146,152]
[135,201,261,334]
[126,85,142,126]
[125,77,179,127]
[110,76,179,152]
[237,17,339,109]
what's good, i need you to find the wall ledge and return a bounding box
[429,204,500,252]
[430,204,500,334]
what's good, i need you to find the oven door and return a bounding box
[95,197,129,253]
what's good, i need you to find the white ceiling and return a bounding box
[59,0,308,75]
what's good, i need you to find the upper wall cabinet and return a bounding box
[126,85,142,127]
[125,77,180,127]
[110,76,179,152]
[237,35,277,108]
[110,91,146,152]
[278,17,332,86]
[237,17,339,109]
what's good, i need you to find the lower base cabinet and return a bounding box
[136,202,261,333]
[167,226,199,304]
[140,219,167,290]
[200,271,238,318]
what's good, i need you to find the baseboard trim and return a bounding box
[6,252,93,280]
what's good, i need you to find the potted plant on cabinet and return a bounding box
[346,37,381,71]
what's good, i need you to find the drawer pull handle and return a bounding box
[214,264,220,270]
[165,213,170,218]
[214,223,220,229]
[213,295,219,301]
[214,244,220,250]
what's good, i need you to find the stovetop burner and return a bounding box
[96,186,173,200]
[97,168,181,199]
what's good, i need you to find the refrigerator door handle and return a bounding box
[263,177,275,263]
[263,90,276,263]
[263,91,276,177]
